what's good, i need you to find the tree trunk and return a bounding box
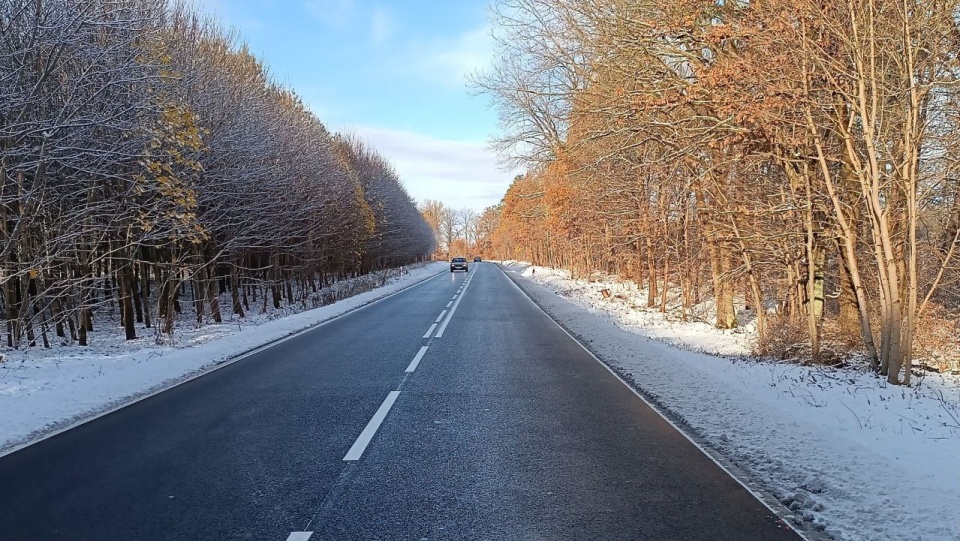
[805,236,823,362]
[119,266,137,340]
[271,257,282,310]
[230,265,245,318]
[193,273,204,325]
[140,262,151,329]
[836,242,860,345]
[77,266,94,346]
[659,254,669,313]
[162,271,177,335]
[4,275,20,347]
[29,278,50,349]
[50,286,66,339]
[206,263,222,323]
[131,265,143,324]
[646,237,657,307]
[709,234,737,330]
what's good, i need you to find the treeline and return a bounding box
[476,0,960,383]
[0,0,434,348]
[419,200,497,258]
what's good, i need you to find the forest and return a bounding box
[0,0,435,349]
[419,199,499,258]
[473,0,960,384]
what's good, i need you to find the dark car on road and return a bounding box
[474,256,482,262]
[450,257,468,272]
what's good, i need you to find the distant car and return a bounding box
[473,256,482,262]
[450,257,468,272]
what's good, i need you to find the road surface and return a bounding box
[0,263,803,540]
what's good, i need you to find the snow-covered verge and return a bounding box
[504,261,759,357]
[501,261,960,541]
[0,262,446,454]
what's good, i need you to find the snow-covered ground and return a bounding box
[0,262,446,454]
[502,261,960,541]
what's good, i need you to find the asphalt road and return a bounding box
[0,263,803,541]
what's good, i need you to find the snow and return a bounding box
[501,261,960,541]
[0,262,447,454]
[3,257,957,541]
[514,262,758,356]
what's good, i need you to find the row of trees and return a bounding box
[420,200,496,257]
[475,0,960,383]
[1,0,434,348]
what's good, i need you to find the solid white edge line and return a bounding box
[405,346,430,373]
[435,310,447,323]
[343,391,401,461]
[423,323,438,339]
[286,532,313,541]
[495,265,815,541]
[0,268,449,460]
[435,275,474,338]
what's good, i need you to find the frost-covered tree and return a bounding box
[0,0,434,348]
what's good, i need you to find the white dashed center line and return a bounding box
[405,346,429,373]
[423,323,438,338]
[343,391,401,461]
[436,274,474,338]
[286,532,313,541]
[435,310,447,323]
[446,301,453,308]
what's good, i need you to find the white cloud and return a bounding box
[369,6,393,46]
[304,0,355,28]
[345,125,520,211]
[302,1,392,46]
[412,26,493,87]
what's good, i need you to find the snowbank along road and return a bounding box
[0,263,805,540]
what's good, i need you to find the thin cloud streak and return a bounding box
[409,26,493,87]
[370,6,393,45]
[304,0,355,28]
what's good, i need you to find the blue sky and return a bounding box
[194,0,517,212]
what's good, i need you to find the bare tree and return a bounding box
[478,0,960,379]
[0,0,435,348]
